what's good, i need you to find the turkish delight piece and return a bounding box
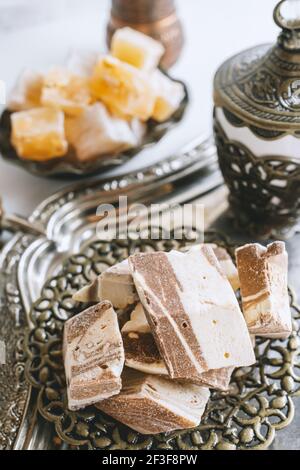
[193,367,234,391]
[151,70,185,122]
[41,67,91,117]
[111,27,165,71]
[66,50,100,77]
[11,107,68,161]
[65,103,138,161]
[8,69,43,111]
[90,56,156,121]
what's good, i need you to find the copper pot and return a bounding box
[106,0,184,69]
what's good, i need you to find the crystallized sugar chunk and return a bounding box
[111,27,165,72]
[66,50,101,77]
[65,103,139,161]
[11,107,68,161]
[8,69,43,111]
[151,70,185,122]
[41,67,91,116]
[186,244,240,291]
[90,56,156,121]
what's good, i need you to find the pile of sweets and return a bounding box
[8,28,185,163]
[63,242,292,435]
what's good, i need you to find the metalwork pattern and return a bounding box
[214,116,300,237]
[0,234,34,449]
[0,134,217,449]
[274,0,300,52]
[24,231,300,450]
[214,40,300,133]
[223,109,286,141]
[0,75,188,177]
[29,135,216,227]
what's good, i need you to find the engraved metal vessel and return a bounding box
[213,1,300,238]
[106,0,184,69]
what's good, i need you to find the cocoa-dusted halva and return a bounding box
[63,301,125,411]
[97,368,210,435]
[122,303,235,391]
[186,244,240,291]
[122,303,168,376]
[73,259,138,309]
[128,247,255,382]
[209,244,240,291]
[236,242,292,338]
[73,246,239,307]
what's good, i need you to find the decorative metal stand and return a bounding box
[214,0,300,238]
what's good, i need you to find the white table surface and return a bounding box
[0,0,280,216]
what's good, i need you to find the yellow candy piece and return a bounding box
[90,56,156,121]
[8,69,43,111]
[41,67,91,116]
[111,27,165,72]
[11,107,68,161]
[151,70,185,122]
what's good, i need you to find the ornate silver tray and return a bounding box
[0,134,299,450]
[24,233,300,450]
[0,135,220,450]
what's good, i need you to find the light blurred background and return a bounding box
[0,0,281,215]
[0,0,80,31]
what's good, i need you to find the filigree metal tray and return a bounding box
[0,135,221,450]
[0,134,299,450]
[23,232,300,450]
[0,75,188,177]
